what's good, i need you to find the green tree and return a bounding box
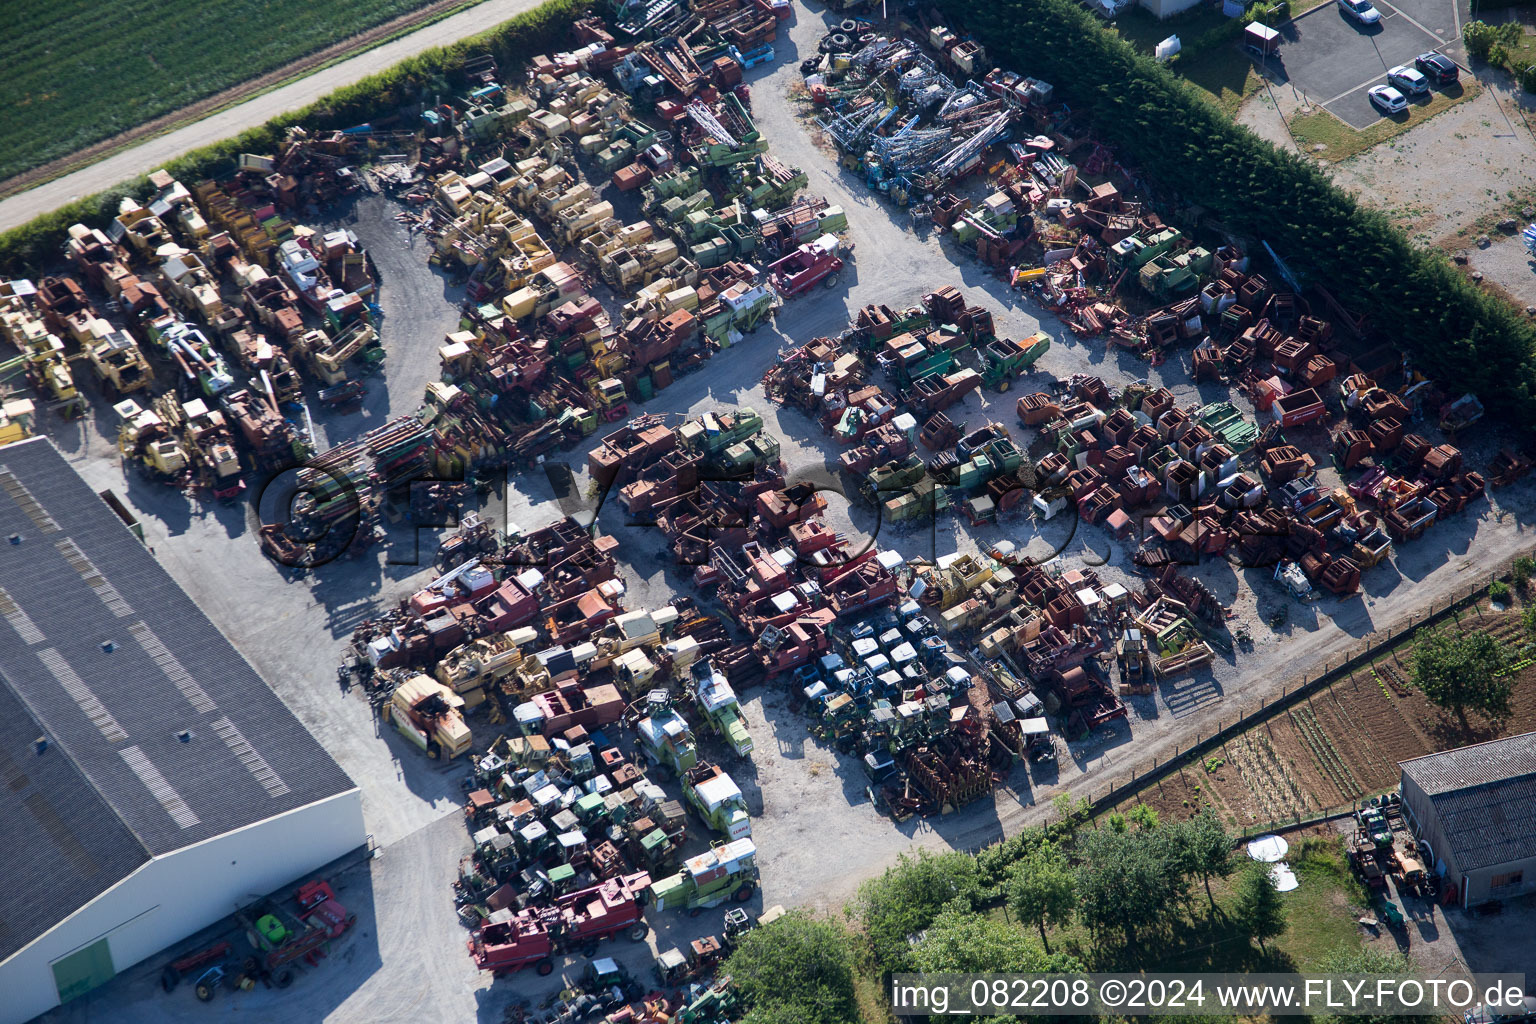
[912,899,1084,973]
[1514,556,1536,589]
[1311,946,1417,1024]
[1051,792,1090,838]
[1410,627,1513,730]
[1180,809,1237,915]
[725,911,859,1024]
[851,849,982,971]
[1233,863,1287,953]
[1006,843,1078,953]
[1075,823,1189,949]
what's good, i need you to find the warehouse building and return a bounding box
[1399,731,1536,909]
[0,437,364,1024]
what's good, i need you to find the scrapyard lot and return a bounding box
[15,3,1536,1024]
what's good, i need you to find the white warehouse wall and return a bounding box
[1,789,364,1024]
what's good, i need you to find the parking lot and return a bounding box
[1265,0,1461,127]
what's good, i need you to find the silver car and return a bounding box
[1388,64,1430,95]
[1339,0,1383,23]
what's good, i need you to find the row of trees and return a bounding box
[724,812,1426,1024]
[0,0,588,278]
[851,808,1285,976]
[939,0,1536,441]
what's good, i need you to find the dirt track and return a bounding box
[0,0,477,203]
[0,0,543,233]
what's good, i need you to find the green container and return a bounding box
[635,375,654,401]
[818,206,849,233]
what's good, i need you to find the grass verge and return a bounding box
[1288,81,1482,162]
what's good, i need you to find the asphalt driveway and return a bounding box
[1262,0,1462,128]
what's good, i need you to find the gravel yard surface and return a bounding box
[36,4,1536,1021]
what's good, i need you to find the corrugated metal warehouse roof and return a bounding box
[1402,731,1536,872]
[0,437,355,962]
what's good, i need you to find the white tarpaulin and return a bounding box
[1270,862,1299,892]
[1247,834,1289,862]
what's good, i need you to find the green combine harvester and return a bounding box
[636,690,698,776]
[649,837,758,913]
[691,659,753,757]
[980,332,1050,391]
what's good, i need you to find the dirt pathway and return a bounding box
[0,0,543,233]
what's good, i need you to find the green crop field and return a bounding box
[1,0,443,183]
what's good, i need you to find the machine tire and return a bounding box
[427,740,441,760]
[627,923,650,942]
[840,18,858,30]
[195,983,216,1002]
[536,959,556,976]
[860,31,877,44]
[581,940,600,957]
[828,32,850,50]
[823,273,840,290]
[275,970,294,989]
[733,884,755,902]
[160,967,180,993]
[688,907,703,919]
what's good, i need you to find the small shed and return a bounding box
[1244,22,1280,57]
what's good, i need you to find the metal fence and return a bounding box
[1085,573,1505,815]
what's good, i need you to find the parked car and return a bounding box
[1464,995,1536,1024]
[1339,0,1382,23]
[1387,65,1430,96]
[1368,85,1408,113]
[1416,50,1460,85]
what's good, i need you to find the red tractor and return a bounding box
[241,879,357,972]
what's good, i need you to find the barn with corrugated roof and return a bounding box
[1399,731,1536,909]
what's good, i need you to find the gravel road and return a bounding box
[0,0,543,234]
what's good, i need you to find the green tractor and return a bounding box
[675,977,743,1024]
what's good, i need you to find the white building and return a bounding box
[0,438,364,1023]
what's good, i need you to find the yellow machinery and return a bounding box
[387,674,472,759]
[297,322,377,384]
[87,328,154,395]
[0,396,35,445]
[114,398,190,479]
[156,394,243,496]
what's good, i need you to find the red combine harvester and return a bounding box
[767,234,844,297]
